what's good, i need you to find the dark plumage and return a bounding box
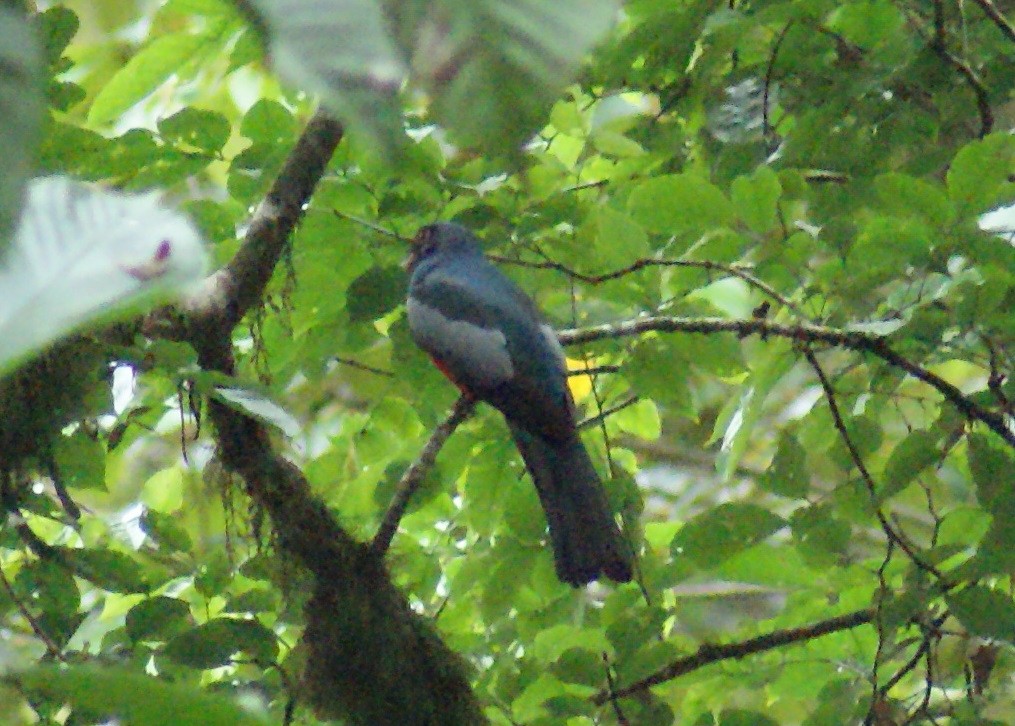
[405,222,633,586]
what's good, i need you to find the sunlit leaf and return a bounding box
[0,177,207,374]
[12,666,268,726]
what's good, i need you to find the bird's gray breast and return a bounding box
[406,295,515,387]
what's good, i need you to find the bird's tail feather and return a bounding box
[508,424,633,586]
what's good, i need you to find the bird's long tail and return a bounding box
[508,423,633,586]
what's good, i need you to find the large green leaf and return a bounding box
[248,0,619,158]
[0,177,207,374]
[11,666,269,726]
[0,5,43,252]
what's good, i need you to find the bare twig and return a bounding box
[332,210,407,241]
[490,255,809,318]
[904,4,993,137]
[602,653,631,725]
[372,396,476,555]
[333,357,395,378]
[593,608,873,703]
[803,347,942,578]
[578,394,640,431]
[969,0,1015,45]
[763,22,794,138]
[559,316,1015,449]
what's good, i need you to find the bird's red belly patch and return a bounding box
[431,356,475,398]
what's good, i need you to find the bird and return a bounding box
[404,222,633,586]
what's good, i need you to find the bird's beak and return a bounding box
[402,226,429,271]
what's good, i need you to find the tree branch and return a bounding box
[177,110,486,723]
[146,110,346,341]
[491,255,808,318]
[969,0,1015,45]
[0,562,66,662]
[372,396,476,555]
[593,608,873,704]
[559,316,1015,448]
[803,347,942,579]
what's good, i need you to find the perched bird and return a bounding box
[404,222,633,586]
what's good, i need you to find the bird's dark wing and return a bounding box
[407,265,575,440]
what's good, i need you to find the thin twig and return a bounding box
[490,255,809,319]
[569,364,620,377]
[560,316,1015,449]
[332,210,407,242]
[372,396,476,555]
[593,608,873,703]
[803,347,942,579]
[333,357,395,378]
[577,394,640,431]
[602,653,631,725]
[904,4,993,137]
[969,0,1015,45]
[763,22,794,138]
[0,562,67,662]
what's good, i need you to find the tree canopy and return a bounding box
[0,0,1013,724]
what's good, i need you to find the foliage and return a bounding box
[1,0,1014,724]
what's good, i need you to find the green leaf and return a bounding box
[126,596,192,642]
[0,178,207,375]
[88,32,211,125]
[719,710,780,726]
[671,503,786,569]
[346,265,406,322]
[532,624,613,663]
[35,6,79,66]
[0,5,43,250]
[511,672,594,722]
[158,108,231,154]
[790,505,851,567]
[63,548,150,594]
[163,618,279,669]
[827,1,904,47]
[967,433,1014,514]
[53,431,106,491]
[421,0,621,158]
[610,398,661,440]
[12,665,269,726]
[628,174,735,234]
[590,205,649,268]
[947,586,1015,644]
[715,339,795,481]
[760,432,809,498]
[625,340,695,419]
[880,430,939,500]
[249,0,406,155]
[874,173,953,227]
[731,166,781,234]
[947,133,1015,217]
[140,509,194,552]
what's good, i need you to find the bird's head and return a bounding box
[403,222,483,273]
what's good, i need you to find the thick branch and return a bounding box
[185,110,345,331]
[559,316,1015,448]
[181,111,486,723]
[593,608,873,704]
